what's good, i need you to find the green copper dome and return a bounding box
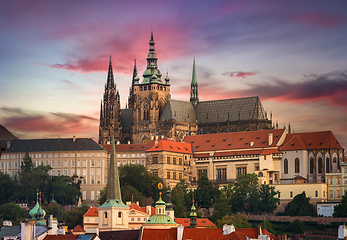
[144,214,177,225]
[189,202,197,217]
[155,195,166,207]
[29,196,40,220]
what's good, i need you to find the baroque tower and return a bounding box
[190,58,199,107]
[131,31,171,144]
[99,56,122,145]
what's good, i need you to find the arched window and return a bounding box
[290,191,293,198]
[284,159,288,174]
[104,212,107,218]
[159,99,165,117]
[326,158,330,173]
[310,158,314,174]
[295,158,300,173]
[318,157,323,174]
[118,212,122,218]
[258,172,263,177]
[315,191,318,197]
[143,101,150,121]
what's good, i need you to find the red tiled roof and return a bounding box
[146,140,193,154]
[184,129,285,152]
[83,207,98,217]
[102,138,166,152]
[194,153,211,158]
[175,218,216,227]
[183,228,225,240]
[280,131,343,151]
[140,206,156,216]
[262,229,278,240]
[221,231,247,240]
[129,203,145,213]
[142,228,177,240]
[260,149,282,155]
[44,235,79,240]
[235,228,258,239]
[72,225,84,232]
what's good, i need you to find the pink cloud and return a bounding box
[223,71,257,78]
[293,12,343,28]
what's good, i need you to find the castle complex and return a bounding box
[99,32,273,145]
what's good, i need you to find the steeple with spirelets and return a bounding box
[190,58,199,107]
[128,59,138,109]
[189,193,197,228]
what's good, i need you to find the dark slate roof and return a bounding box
[99,229,140,240]
[196,96,267,123]
[0,138,105,153]
[0,226,21,238]
[121,109,133,131]
[0,125,19,140]
[159,100,196,123]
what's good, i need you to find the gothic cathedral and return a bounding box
[99,32,273,145]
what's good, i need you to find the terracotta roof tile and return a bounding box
[262,229,278,240]
[83,207,98,217]
[184,129,285,152]
[129,203,145,213]
[146,140,192,154]
[174,218,216,227]
[44,235,79,240]
[142,228,177,240]
[213,150,263,157]
[280,131,343,151]
[102,138,166,152]
[72,225,84,232]
[235,228,258,239]
[140,207,155,215]
[221,231,247,240]
[183,228,225,240]
[260,149,282,155]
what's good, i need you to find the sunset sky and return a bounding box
[0,0,346,149]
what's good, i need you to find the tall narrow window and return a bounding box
[318,157,322,174]
[310,158,314,174]
[295,158,300,173]
[284,159,288,174]
[326,158,330,173]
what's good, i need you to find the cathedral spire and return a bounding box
[128,59,137,109]
[106,126,123,201]
[107,55,115,88]
[190,58,199,107]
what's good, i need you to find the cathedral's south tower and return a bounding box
[132,31,171,144]
[99,56,122,145]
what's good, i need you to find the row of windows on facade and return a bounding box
[139,85,167,91]
[1,159,105,169]
[197,167,247,180]
[166,171,183,180]
[1,152,106,159]
[282,190,324,199]
[283,157,342,174]
[117,153,146,158]
[152,156,189,165]
[82,190,100,201]
[130,217,148,222]
[197,154,259,161]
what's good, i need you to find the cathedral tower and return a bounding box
[190,58,199,107]
[99,56,122,145]
[131,31,171,144]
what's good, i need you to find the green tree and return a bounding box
[63,205,89,229]
[216,214,252,228]
[98,186,107,205]
[49,175,82,205]
[0,203,24,222]
[230,173,259,213]
[258,184,280,214]
[0,171,17,205]
[284,191,316,217]
[171,183,186,217]
[210,189,231,223]
[290,219,305,233]
[121,185,143,204]
[195,172,219,208]
[333,195,347,217]
[119,164,163,200]
[45,203,63,222]
[261,219,275,234]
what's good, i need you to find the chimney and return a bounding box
[177,224,184,240]
[21,222,32,240]
[146,205,151,215]
[128,141,130,144]
[117,140,120,145]
[73,136,76,142]
[223,224,235,235]
[7,141,10,148]
[268,133,273,146]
